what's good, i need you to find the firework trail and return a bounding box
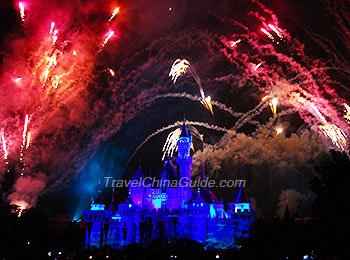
[124,120,228,171]
[18,2,25,23]
[100,30,115,51]
[169,59,213,114]
[162,128,181,160]
[217,0,349,151]
[1,134,9,161]
[108,7,120,22]
[153,93,243,117]
[162,125,203,160]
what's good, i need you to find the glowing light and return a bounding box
[26,132,31,149]
[72,50,77,56]
[276,127,283,136]
[22,114,30,147]
[254,62,263,71]
[108,7,120,22]
[108,68,115,77]
[1,135,8,160]
[169,59,190,83]
[49,22,58,45]
[11,200,28,217]
[14,77,22,83]
[261,95,269,102]
[344,103,350,124]
[162,128,181,160]
[310,103,327,124]
[100,30,115,50]
[268,24,283,39]
[200,96,214,115]
[319,123,347,151]
[18,2,25,23]
[261,28,274,41]
[269,97,278,115]
[229,39,241,48]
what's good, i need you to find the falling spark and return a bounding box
[22,114,30,147]
[200,96,214,115]
[310,103,327,124]
[100,30,115,50]
[268,24,283,39]
[261,95,269,102]
[162,128,182,160]
[254,62,263,71]
[344,103,350,124]
[269,97,278,115]
[18,2,25,23]
[49,22,58,45]
[108,7,120,22]
[72,50,77,56]
[49,21,55,33]
[261,28,274,41]
[14,77,22,83]
[276,127,283,136]
[108,68,115,77]
[1,135,8,160]
[319,123,348,151]
[26,132,31,149]
[169,59,190,83]
[229,39,241,48]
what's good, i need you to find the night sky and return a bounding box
[0,0,349,219]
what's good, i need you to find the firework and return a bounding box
[162,128,181,160]
[276,127,283,136]
[26,132,31,149]
[201,96,214,115]
[269,97,278,115]
[261,28,274,41]
[108,7,120,22]
[22,114,30,147]
[254,62,263,71]
[344,103,350,124]
[49,22,58,45]
[14,77,22,83]
[18,2,25,23]
[261,95,269,102]
[108,68,115,77]
[268,24,283,39]
[1,134,8,160]
[229,39,241,48]
[100,30,115,50]
[319,123,347,151]
[169,59,190,83]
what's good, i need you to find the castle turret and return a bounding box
[175,120,193,202]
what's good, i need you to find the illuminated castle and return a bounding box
[83,121,254,249]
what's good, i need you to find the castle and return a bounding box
[83,121,254,249]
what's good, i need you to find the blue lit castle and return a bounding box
[83,121,254,249]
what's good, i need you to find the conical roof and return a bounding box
[125,192,134,205]
[160,159,177,179]
[108,188,116,214]
[231,186,251,204]
[131,165,144,181]
[180,120,190,138]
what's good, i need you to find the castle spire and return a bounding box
[201,161,205,181]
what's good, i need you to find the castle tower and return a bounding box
[175,120,193,203]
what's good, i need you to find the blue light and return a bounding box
[91,204,105,210]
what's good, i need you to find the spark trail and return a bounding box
[124,121,228,172]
